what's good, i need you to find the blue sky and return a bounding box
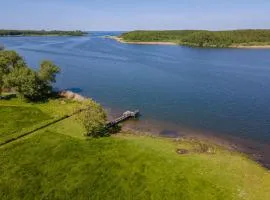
[1,0,270,30]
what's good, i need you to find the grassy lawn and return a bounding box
[0,129,269,200]
[0,97,81,117]
[0,97,81,144]
[0,98,270,200]
[0,106,51,136]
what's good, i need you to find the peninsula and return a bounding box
[0,29,87,36]
[115,29,270,48]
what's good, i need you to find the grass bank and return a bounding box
[0,97,270,199]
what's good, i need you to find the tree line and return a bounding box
[0,30,86,36]
[121,30,201,42]
[121,29,270,47]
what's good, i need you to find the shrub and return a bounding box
[76,100,107,137]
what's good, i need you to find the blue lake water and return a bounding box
[1,32,270,142]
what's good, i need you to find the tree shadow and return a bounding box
[0,93,17,100]
[107,125,122,135]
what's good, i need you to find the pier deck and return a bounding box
[106,110,140,127]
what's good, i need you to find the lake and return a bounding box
[1,32,270,143]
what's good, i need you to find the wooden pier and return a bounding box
[106,110,140,127]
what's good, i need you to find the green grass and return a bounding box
[0,106,50,135]
[0,97,81,143]
[0,129,269,200]
[0,97,81,117]
[0,98,270,200]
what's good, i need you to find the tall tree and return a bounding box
[3,67,44,101]
[2,51,60,101]
[0,51,26,94]
[0,50,25,74]
[38,60,60,83]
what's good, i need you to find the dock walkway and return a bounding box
[106,110,139,127]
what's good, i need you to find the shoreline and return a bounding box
[107,36,177,46]
[64,91,270,169]
[0,34,85,37]
[124,119,270,169]
[106,107,270,169]
[108,36,270,49]
[230,45,270,49]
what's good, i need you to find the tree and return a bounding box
[0,51,26,95]
[38,60,60,83]
[36,60,60,98]
[1,51,60,101]
[3,67,46,101]
[0,51,25,73]
[76,100,107,137]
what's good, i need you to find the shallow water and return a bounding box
[1,32,270,142]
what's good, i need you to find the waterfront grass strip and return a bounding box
[0,131,269,200]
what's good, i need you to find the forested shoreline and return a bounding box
[0,30,86,36]
[121,30,270,47]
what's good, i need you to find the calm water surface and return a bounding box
[1,32,270,142]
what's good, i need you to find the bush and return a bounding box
[76,100,107,137]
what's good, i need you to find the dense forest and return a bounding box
[121,30,201,42]
[0,30,86,36]
[121,30,270,47]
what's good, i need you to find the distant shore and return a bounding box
[0,29,86,37]
[109,36,270,49]
[0,35,77,37]
[108,36,177,46]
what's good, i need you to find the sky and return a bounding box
[1,0,270,31]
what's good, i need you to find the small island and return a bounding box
[0,29,87,36]
[115,29,270,48]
